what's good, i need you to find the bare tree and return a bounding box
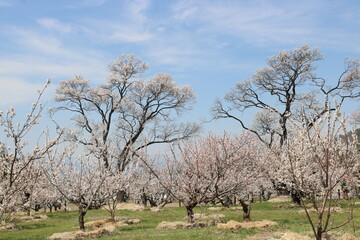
[53,54,199,172]
[213,45,360,147]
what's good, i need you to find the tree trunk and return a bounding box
[316,226,323,240]
[239,199,251,222]
[110,210,116,222]
[259,194,262,203]
[116,190,127,203]
[291,191,301,205]
[185,205,195,223]
[78,205,87,231]
[222,196,232,208]
[149,197,157,207]
[141,192,147,207]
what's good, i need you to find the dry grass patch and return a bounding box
[246,231,360,240]
[277,203,312,208]
[0,223,17,230]
[114,202,145,211]
[156,221,193,230]
[12,214,48,221]
[47,217,140,240]
[245,231,312,240]
[336,233,360,240]
[297,206,343,214]
[217,220,277,231]
[208,206,243,211]
[267,195,292,203]
[113,202,163,212]
[193,213,225,220]
[84,218,114,228]
[47,228,114,240]
[156,220,218,230]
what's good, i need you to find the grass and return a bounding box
[1,200,359,240]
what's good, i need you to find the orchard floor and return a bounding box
[1,200,360,240]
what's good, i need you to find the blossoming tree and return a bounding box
[141,132,263,223]
[53,54,199,173]
[43,145,112,231]
[272,98,359,240]
[0,80,61,223]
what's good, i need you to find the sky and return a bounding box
[0,0,359,135]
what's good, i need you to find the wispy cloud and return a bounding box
[169,0,360,50]
[10,28,65,55]
[67,0,108,8]
[85,0,153,43]
[0,0,12,7]
[0,77,44,107]
[1,26,109,92]
[88,19,154,43]
[172,0,198,21]
[37,18,80,34]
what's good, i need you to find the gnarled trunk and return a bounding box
[78,205,87,231]
[239,199,251,222]
[185,204,196,223]
[316,226,323,240]
[116,190,128,203]
[141,192,147,207]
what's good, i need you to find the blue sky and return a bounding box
[0,0,359,134]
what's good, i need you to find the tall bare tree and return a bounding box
[213,45,360,147]
[53,54,200,172]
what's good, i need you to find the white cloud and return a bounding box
[168,0,360,51]
[173,1,314,44]
[0,56,105,79]
[86,0,153,43]
[9,28,65,55]
[106,28,153,42]
[67,0,108,8]
[37,18,77,34]
[0,0,12,7]
[172,0,199,21]
[0,78,44,108]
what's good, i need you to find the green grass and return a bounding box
[1,201,359,240]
